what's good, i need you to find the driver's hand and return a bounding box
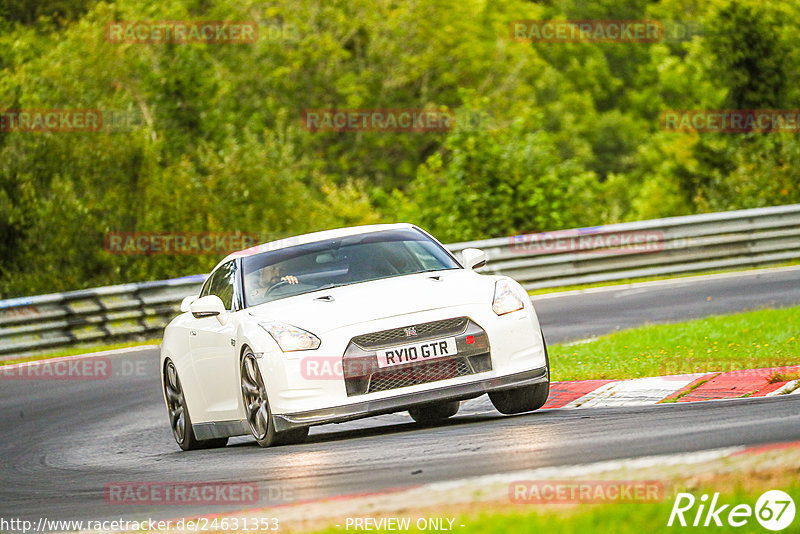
[281,275,299,285]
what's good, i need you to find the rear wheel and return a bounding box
[163,360,228,451]
[240,350,309,447]
[408,400,460,423]
[489,336,550,415]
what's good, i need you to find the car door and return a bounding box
[188,260,241,422]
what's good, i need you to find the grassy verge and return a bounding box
[548,305,800,381]
[0,339,160,366]
[308,477,800,534]
[443,482,800,533]
[528,259,800,296]
[769,370,800,383]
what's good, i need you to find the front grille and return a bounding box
[352,317,468,349]
[343,318,492,396]
[367,357,475,394]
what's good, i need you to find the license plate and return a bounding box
[376,337,458,368]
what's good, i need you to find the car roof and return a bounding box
[213,223,417,271]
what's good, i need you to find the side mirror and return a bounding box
[461,248,487,270]
[190,295,228,324]
[180,295,198,313]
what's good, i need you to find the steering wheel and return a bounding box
[265,280,290,295]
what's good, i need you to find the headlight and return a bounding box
[492,279,525,315]
[259,322,321,352]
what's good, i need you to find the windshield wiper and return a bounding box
[313,281,351,291]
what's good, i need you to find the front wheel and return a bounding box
[489,335,550,415]
[163,360,228,451]
[240,350,309,447]
[489,381,549,414]
[408,400,460,423]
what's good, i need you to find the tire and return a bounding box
[489,381,549,415]
[408,400,460,423]
[163,360,228,451]
[489,335,551,415]
[240,349,309,447]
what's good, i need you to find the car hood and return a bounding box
[247,269,495,334]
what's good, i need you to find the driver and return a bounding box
[249,264,298,299]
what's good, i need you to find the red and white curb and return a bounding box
[543,365,800,409]
[768,380,800,396]
[564,375,705,408]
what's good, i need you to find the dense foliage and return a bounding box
[1,0,798,297]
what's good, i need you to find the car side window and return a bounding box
[205,261,236,310]
[199,275,213,299]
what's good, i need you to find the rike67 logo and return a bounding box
[668,490,795,531]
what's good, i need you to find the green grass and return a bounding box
[768,370,800,383]
[453,487,800,534]
[473,482,800,533]
[528,259,800,296]
[549,305,800,381]
[0,339,160,366]
[309,483,800,533]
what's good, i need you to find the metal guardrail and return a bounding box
[2,204,800,358]
[448,203,800,290]
[0,275,206,359]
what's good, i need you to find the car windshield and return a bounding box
[242,228,461,307]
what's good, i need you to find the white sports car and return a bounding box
[160,224,550,450]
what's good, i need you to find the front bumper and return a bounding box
[272,365,549,432]
[261,303,547,417]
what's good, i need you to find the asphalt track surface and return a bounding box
[1,268,800,526]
